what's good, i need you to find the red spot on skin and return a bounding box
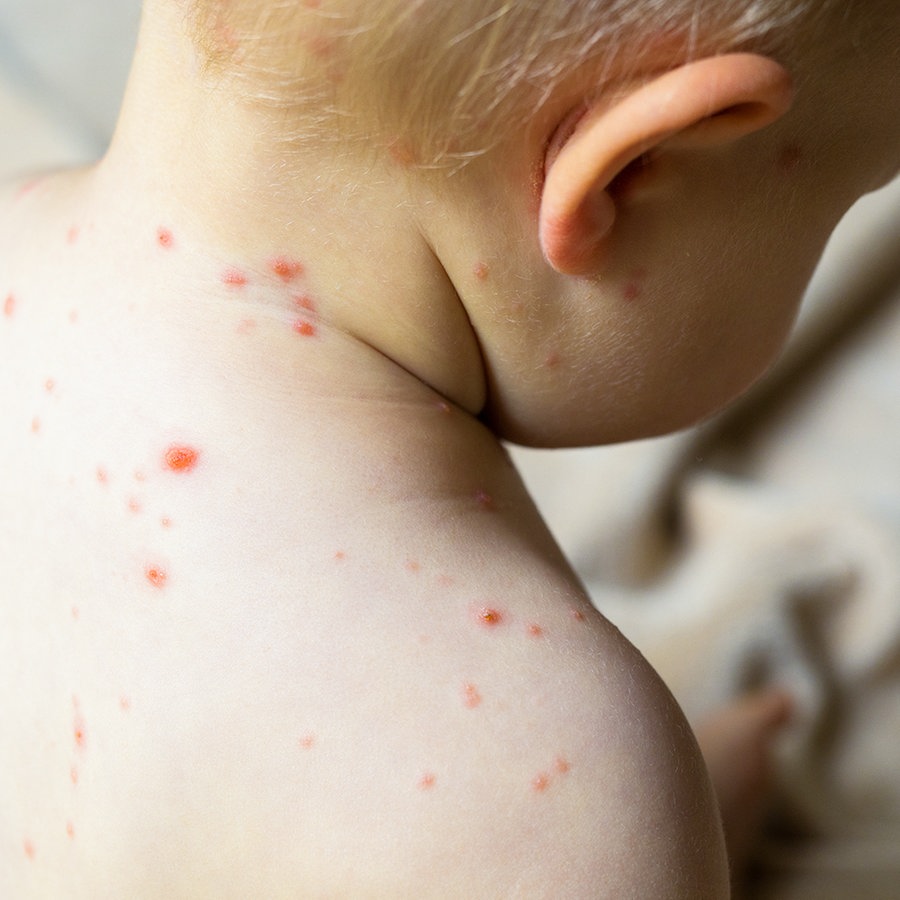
[66,821,75,839]
[405,560,421,574]
[157,227,174,249]
[623,268,648,302]
[134,470,146,483]
[299,734,316,750]
[474,262,490,282]
[474,490,494,511]
[161,517,173,529]
[96,467,108,485]
[73,714,87,751]
[474,606,505,628]
[527,623,545,638]
[293,294,317,313]
[293,319,317,338]
[418,773,437,791]
[777,143,804,174]
[271,257,304,283]
[23,839,36,860]
[571,608,587,622]
[334,550,346,562]
[44,378,55,393]
[164,445,200,473]
[532,773,550,793]
[223,268,248,288]
[555,757,571,775]
[16,178,43,201]
[388,139,418,168]
[67,226,80,245]
[31,417,41,434]
[462,683,482,709]
[544,352,562,370]
[3,294,15,317]
[436,401,452,415]
[120,696,132,712]
[127,497,143,514]
[70,766,79,786]
[145,566,168,589]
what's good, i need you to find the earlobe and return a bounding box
[539,54,794,276]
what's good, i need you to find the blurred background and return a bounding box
[0,0,139,172]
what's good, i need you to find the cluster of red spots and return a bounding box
[145,566,168,589]
[3,293,15,318]
[532,756,572,794]
[474,606,505,628]
[157,227,174,249]
[223,268,248,288]
[462,682,482,709]
[164,444,200,473]
[299,734,316,750]
[418,772,437,791]
[270,256,305,283]
[290,295,319,337]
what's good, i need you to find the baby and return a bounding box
[1,0,897,896]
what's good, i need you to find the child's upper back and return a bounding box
[0,174,726,896]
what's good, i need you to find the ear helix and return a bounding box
[539,54,794,276]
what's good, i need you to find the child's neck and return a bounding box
[90,2,486,417]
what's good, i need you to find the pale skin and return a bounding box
[1,0,898,896]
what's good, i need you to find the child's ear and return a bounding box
[539,54,794,276]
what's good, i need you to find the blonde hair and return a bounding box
[186,0,828,167]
